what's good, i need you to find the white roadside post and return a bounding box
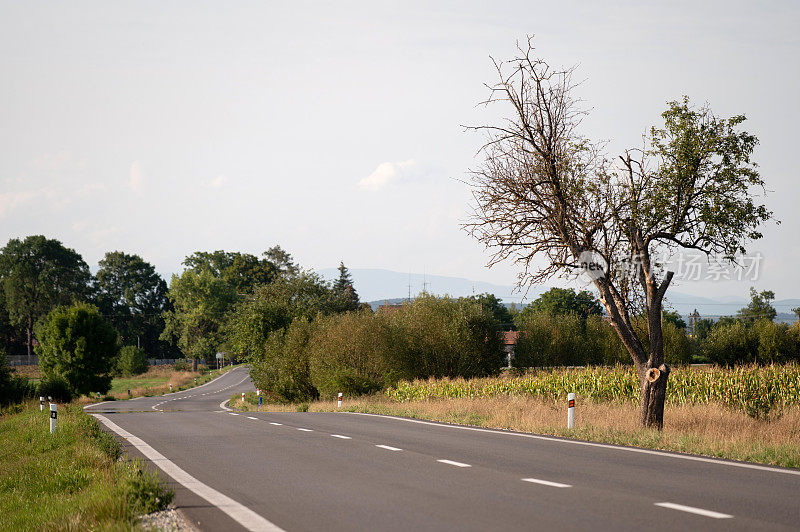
[169,383,173,393]
[337,392,343,408]
[241,392,245,404]
[39,396,45,411]
[49,403,57,434]
[567,393,575,429]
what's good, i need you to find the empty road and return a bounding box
[85,367,800,531]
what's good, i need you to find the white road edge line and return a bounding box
[437,459,471,468]
[220,399,232,411]
[92,414,284,532]
[655,502,733,519]
[522,478,572,488]
[376,445,402,451]
[331,434,351,439]
[346,413,800,477]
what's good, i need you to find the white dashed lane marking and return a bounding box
[247,416,258,420]
[655,503,733,519]
[437,459,471,468]
[331,434,351,439]
[522,478,572,488]
[270,422,282,426]
[375,445,402,451]
[297,428,313,432]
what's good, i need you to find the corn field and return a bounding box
[386,364,800,419]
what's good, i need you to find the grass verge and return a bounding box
[230,394,800,469]
[77,364,239,404]
[0,401,173,530]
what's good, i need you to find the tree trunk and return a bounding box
[192,357,198,372]
[26,315,33,364]
[639,363,670,429]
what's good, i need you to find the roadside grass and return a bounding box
[76,364,239,404]
[0,401,173,531]
[230,393,800,469]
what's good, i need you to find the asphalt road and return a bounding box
[85,366,800,531]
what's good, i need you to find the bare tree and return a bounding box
[467,38,773,429]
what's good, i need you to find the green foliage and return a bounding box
[161,269,238,363]
[704,319,799,365]
[183,250,277,293]
[0,235,92,356]
[662,309,686,329]
[514,311,691,368]
[737,287,777,323]
[333,261,360,311]
[249,319,318,403]
[461,293,514,330]
[36,373,74,403]
[0,350,36,407]
[95,251,170,357]
[246,295,504,402]
[125,465,174,514]
[35,303,119,396]
[115,345,148,377]
[225,272,353,360]
[516,288,602,325]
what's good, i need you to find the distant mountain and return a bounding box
[316,268,798,323]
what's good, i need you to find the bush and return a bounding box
[249,319,318,403]
[702,319,798,365]
[116,345,148,376]
[36,374,74,403]
[35,303,119,396]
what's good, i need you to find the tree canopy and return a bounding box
[517,288,602,322]
[0,235,91,359]
[736,287,777,323]
[95,251,169,355]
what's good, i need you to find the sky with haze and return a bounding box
[1,1,798,300]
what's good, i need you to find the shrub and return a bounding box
[35,303,119,396]
[0,352,36,407]
[249,319,318,403]
[36,373,73,403]
[115,345,148,376]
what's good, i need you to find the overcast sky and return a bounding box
[1,1,798,300]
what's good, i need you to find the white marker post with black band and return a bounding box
[337,393,343,408]
[49,403,57,434]
[567,393,575,429]
[40,396,45,411]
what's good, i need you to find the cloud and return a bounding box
[128,161,146,192]
[201,174,228,188]
[0,190,40,217]
[358,159,416,190]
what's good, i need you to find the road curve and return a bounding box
[85,367,800,531]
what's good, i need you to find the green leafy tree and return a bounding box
[161,269,238,371]
[467,39,773,428]
[183,250,276,293]
[737,287,777,323]
[517,288,602,324]
[35,303,119,396]
[263,245,299,278]
[662,309,687,329]
[95,251,169,356]
[0,236,91,361]
[462,293,514,330]
[225,272,350,360]
[116,345,149,376]
[333,262,360,311]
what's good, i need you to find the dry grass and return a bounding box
[9,365,41,379]
[234,394,800,468]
